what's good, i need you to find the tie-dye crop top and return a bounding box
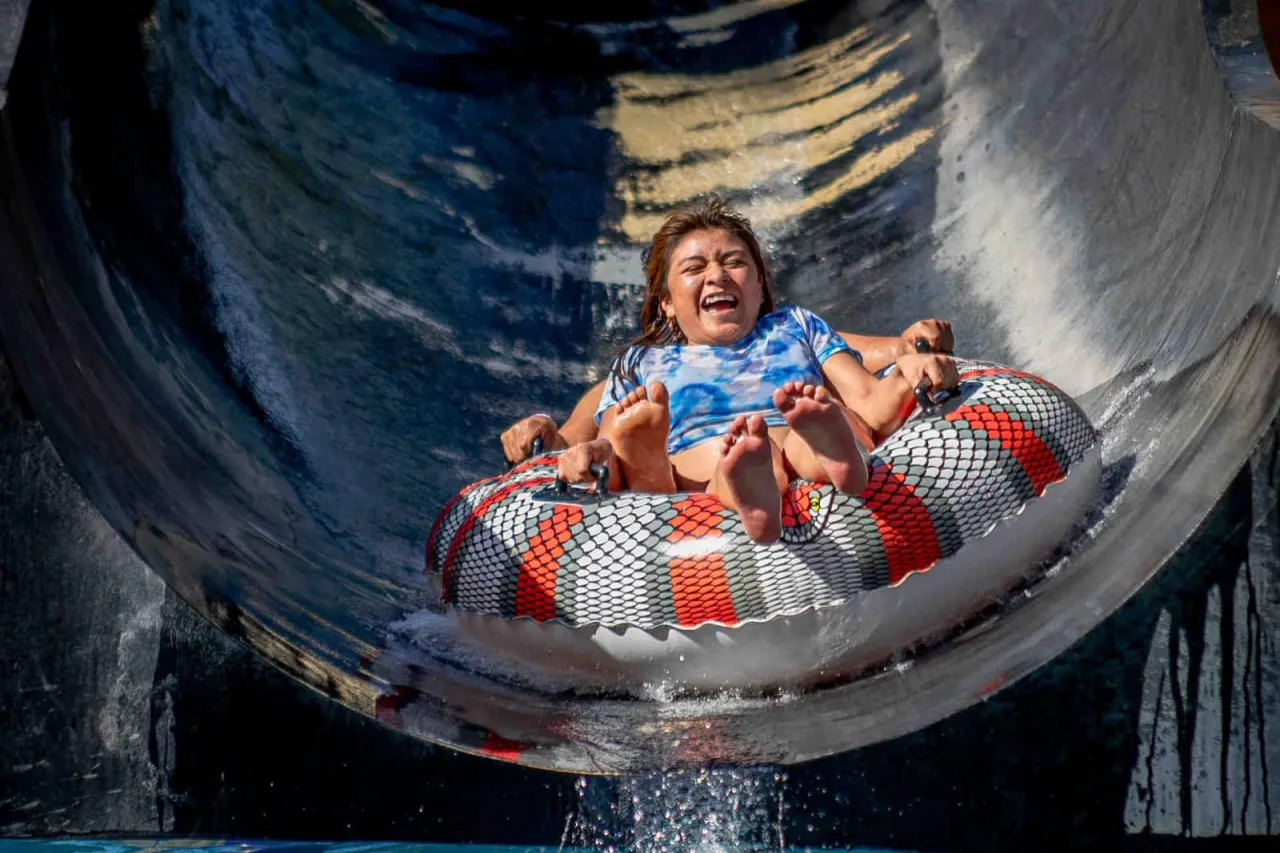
[594,306,859,455]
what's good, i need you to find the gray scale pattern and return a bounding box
[439,366,1099,629]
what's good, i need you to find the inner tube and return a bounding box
[425,359,1101,694]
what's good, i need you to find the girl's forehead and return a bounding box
[673,229,749,258]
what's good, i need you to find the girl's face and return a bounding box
[661,228,766,346]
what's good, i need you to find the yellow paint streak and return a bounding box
[621,127,936,238]
[607,30,907,163]
[602,26,938,239]
[622,91,918,218]
[768,125,937,219]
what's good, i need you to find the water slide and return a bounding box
[1,0,1278,775]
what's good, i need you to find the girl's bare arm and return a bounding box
[821,351,959,441]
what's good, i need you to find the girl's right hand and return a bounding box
[500,414,561,464]
[894,353,960,394]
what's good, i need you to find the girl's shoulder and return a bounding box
[617,342,667,366]
[611,342,676,379]
[612,341,656,361]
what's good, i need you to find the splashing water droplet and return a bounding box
[566,766,787,852]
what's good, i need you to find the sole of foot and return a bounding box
[719,415,782,544]
[604,381,677,493]
[775,382,865,494]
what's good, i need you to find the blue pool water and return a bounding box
[0,843,910,853]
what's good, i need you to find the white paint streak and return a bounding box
[929,1,1115,396]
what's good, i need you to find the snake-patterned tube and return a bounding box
[425,360,1101,693]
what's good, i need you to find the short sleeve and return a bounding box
[593,348,643,424]
[791,306,860,365]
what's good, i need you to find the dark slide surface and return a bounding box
[1,0,1279,774]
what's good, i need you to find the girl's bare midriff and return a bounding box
[670,424,794,491]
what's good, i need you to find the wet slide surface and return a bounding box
[1,0,1278,773]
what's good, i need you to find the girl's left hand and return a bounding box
[557,439,615,489]
[895,353,959,392]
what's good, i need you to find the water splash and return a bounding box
[566,767,788,852]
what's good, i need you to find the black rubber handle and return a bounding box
[589,462,609,496]
[553,462,610,498]
[914,377,938,415]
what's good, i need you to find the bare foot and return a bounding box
[716,415,782,544]
[599,381,677,493]
[557,439,614,490]
[774,381,867,494]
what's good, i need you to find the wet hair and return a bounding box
[610,197,776,389]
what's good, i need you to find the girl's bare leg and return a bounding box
[774,382,870,494]
[706,415,789,544]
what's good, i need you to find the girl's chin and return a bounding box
[698,325,749,344]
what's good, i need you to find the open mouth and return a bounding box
[700,292,739,313]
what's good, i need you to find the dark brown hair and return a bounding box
[611,197,776,387]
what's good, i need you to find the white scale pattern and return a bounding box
[562,496,663,625]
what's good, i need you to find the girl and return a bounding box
[559,198,958,543]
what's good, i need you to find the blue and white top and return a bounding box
[594,306,859,455]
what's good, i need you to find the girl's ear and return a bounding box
[661,295,675,319]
